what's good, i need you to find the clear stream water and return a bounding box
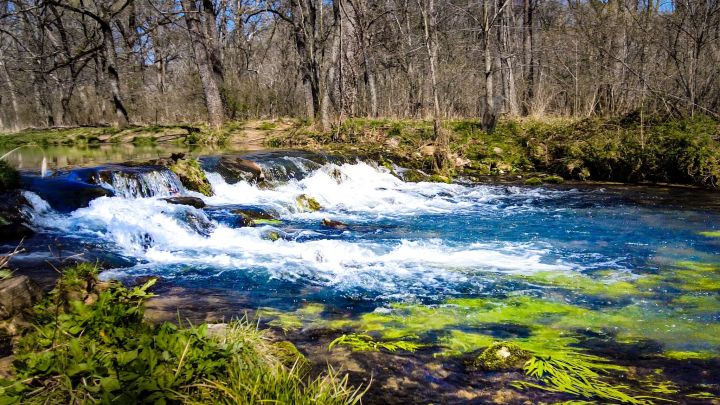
[6,150,720,403]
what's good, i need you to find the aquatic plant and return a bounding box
[0,265,363,404]
[328,334,424,353]
[513,355,650,404]
[698,231,720,237]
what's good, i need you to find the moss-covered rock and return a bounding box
[524,177,543,186]
[233,209,282,227]
[272,341,311,375]
[542,175,565,184]
[0,161,20,192]
[296,194,322,212]
[471,342,532,371]
[265,231,281,241]
[169,159,213,196]
[402,169,429,182]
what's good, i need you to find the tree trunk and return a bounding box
[101,24,130,128]
[0,58,20,130]
[182,0,225,128]
[523,0,535,115]
[420,0,448,173]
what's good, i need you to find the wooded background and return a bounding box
[0,0,718,131]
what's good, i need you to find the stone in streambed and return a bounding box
[296,194,322,212]
[0,191,34,242]
[470,342,532,371]
[232,209,282,227]
[163,196,206,209]
[216,156,265,184]
[169,158,213,196]
[322,218,347,230]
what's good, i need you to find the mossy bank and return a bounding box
[270,116,720,189]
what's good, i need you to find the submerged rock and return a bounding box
[169,158,213,197]
[322,218,347,230]
[163,196,206,209]
[471,342,532,371]
[0,191,34,242]
[216,156,265,184]
[296,194,322,212]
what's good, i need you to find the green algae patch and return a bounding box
[516,271,642,298]
[437,330,496,357]
[328,333,424,353]
[524,177,543,186]
[663,350,717,360]
[471,342,532,371]
[699,231,720,237]
[169,158,213,196]
[258,303,335,333]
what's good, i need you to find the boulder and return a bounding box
[470,342,532,371]
[296,194,322,212]
[232,209,282,227]
[322,218,347,230]
[163,196,206,209]
[216,156,265,184]
[0,191,34,242]
[0,276,42,320]
[0,161,20,193]
[169,158,213,196]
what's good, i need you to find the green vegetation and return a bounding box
[169,158,213,196]
[513,355,649,404]
[271,116,720,188]
[471,342,531,371]
[0,265,363,404]
[328,334,424,353]
[0,161,20,192]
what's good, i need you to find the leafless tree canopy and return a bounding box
[0,0,718,130]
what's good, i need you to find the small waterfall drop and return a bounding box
[94,168,185,198]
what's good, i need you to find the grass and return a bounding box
[269,115,720,188]
[0,264,364,404]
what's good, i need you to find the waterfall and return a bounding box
[94,168,185,198]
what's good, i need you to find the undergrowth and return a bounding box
[0,264,363,404]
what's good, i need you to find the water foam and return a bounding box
[24,161,575,299]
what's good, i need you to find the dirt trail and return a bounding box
[227,119,295,150]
